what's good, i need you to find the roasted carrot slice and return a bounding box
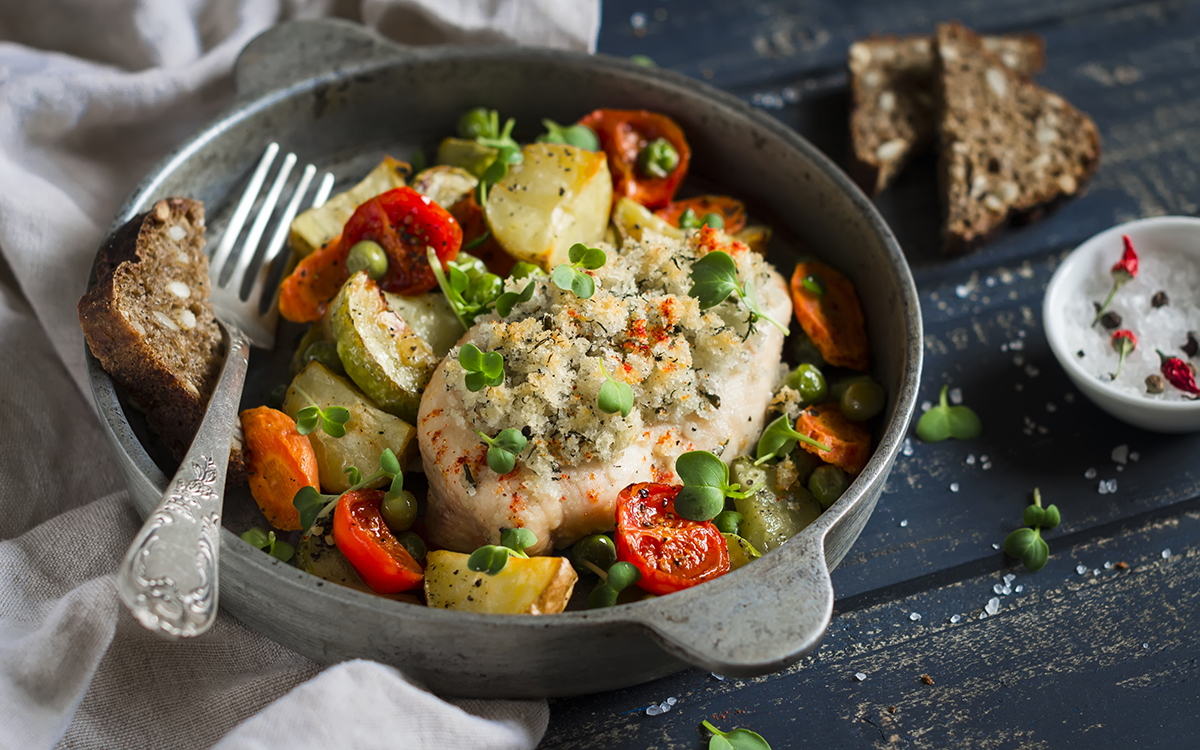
[240,406,320,531]
[794,403,872,475]
[279,234,346,323]
[789,260,869,370]
[655,195,747,234]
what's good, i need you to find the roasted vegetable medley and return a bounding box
[237,107,886,614]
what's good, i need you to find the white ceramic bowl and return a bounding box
[1044,216,1200,433]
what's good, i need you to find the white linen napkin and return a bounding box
[0,1,597,747]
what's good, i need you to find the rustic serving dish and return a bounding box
[86,19,922,697]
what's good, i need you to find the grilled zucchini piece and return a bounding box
[729,456,822,553]
[410,165,478,210]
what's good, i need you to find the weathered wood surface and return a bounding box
[537,0,1200,747]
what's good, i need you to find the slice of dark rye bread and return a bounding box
[848,32,1045,194]
[78,198,244,480]
[936,22,1101,254]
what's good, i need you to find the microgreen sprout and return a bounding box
[679,208,701,229]
[800,273,826,297]
[292,448,404,533]
[551,243,606,299]
[428,248,535,327]
[467,527,537,575]
[915,385,982,442]
[1003,488,1060,572]
[240,527,294,563]
[475,428,528,474]
[291,385,350,438]
[494,279,536,318]
[588,560,642,608]
[536,119,600,151]
[596,356,634,417]
[688,250,788,335]
[462,231,491,251]
[701,720,772,750]
[673,450,755,522]
[702,212,724,229]
[459,343,505,392]
[753,414,830,465]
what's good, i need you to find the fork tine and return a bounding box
[311,172,336,209]
[210,142,279,275]
[228,151,296,296]
[254,168,332,328]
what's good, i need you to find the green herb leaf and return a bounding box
[598,379,634,417]
[754,414,830,464]
[460,344,505,391]
[1003,526,1037,558]
[702,720,772,750]
[462,230,491,251]
[1023,505,1046,527]
[678,207,701,229]
[570,272,596,299]
[295,406,320,436]
[268,533,295,563]
[674,451,737,521]
[293,486,325,532]
[495,280,536,317]
[674,485,727,521]
[688,251,740,309]
[343,466,363,486]
[1042,504,1061,529]
[1022,536,1050,571]
[551,263,576,291]
[676,450,729,489]
[916,385,982,442]
[551,245,606,300]
[467,545,512,575]
[537,119,600,151]
[500,527,537,556]
[379,448,401,477]
[240,527,270,549]
[800,273,826,296]
[477,428,528,474]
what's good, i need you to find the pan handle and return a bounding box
[234,19,416,102]
[634,527,834,678]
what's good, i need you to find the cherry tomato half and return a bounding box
[280,186,462,323]
[333,489,424,594]
[577,109,691,210]
[614,482,730,596]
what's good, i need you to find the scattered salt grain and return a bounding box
[1104,561,1114,570]
[1003,574,1016,585]
[711,673,726,681]
[950,614,962,623]
[1130,451,1140,462]
[909,612,922,621]
[1037,425,1049,435]
[1098,478,1118,494]
[985,598,1001,616]
[950,483,960,493]
[1143,643,1150,649]
[979,612,988,620]
[855,672,868,682]
[1065,392,1076,403]
[900,519,908,527]
[986,276,997,287]
[1013,355,1026,366]
[902,438,914,457]
[993,584,1005,595]
[1111,444,1129,465]
[949,387,963,405]
[980,455,989,462]
[1015,383,1025,392]
[982,461,993,470]
[1077,565,1088,575]
[965,454,976,466]
[630,12,647,29]
[955,284,972,299]
[1093,569,1101,576]
[921,400,933,412]
[1015,585,1024,593]
[1162,549,1172,559]
[1024,364,1040,378]
[1009,339,1026,351]
[1117,465,1124,472]
[1046,402,1057,413]
[1085,468,1097,479]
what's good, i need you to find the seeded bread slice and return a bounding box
[936,22,1101,254]
[79,198,244,476]
[848,32,1045,195]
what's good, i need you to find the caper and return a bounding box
[784,363,827,405]
[302,341,344,375]
[457,107,493,140]
[701,212,724,229]
[840,379,885,422]
[346,240,388,281]
[394,530,427,565]
[808,465,849,510]
[380,490,418,533]
[637,138,679,178]
[713,510,744,536]
[267,384,289,411]
[571,534,617,574]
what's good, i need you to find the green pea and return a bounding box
[588,582,619,608]
[637,138,679,178]
[713,510,743,536]
[346,240,388,281]
[605,561,641,592]
[380,490,418,533]
[395,530,427,566]
[840,378,885,422]
[571,534,617,574]
[784,364,827,405]
[829,375,870,403]
[808,465,849,510]
[457,107,493,139]
[678,207,701,229]
[267,384,289,411]
[302,341,344,375]
[701,212,724,229]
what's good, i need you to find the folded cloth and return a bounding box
[0,1,597,747]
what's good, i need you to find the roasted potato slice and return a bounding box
[484,143,612,270]
[328,272,439,424]
[610,196,684,244]
[283,361,417,492]
[289,156,410,258]
[382,291,465,358]
[410,165,478,210]
[729,456,822,553]
[296,531,421,604]
[424,550,578,615]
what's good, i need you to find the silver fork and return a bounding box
[117,143,335,639]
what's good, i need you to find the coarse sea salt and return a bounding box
[1062,238,1200,401]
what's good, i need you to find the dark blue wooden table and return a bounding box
[540,1,1200,747]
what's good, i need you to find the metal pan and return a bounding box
[86,19,922,697]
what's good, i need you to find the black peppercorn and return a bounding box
[1151,290,1169,308]
[1099,311,1122,329]
[1183,331,1199,359]
[1146,374,1166,394]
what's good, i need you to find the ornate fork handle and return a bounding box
[117,325,250,639]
